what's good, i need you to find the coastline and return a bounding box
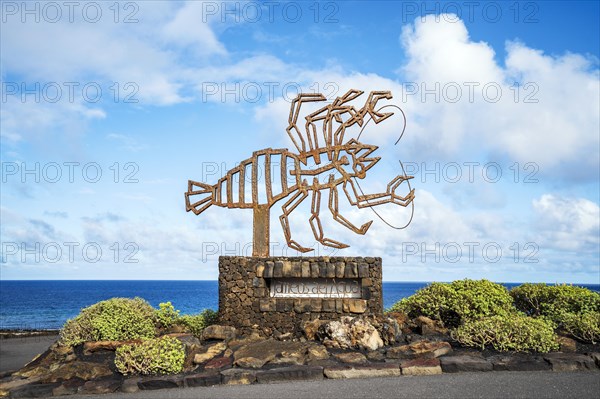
[0,330,60,339]
[2,281,598,331]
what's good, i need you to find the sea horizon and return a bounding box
[1,280,598,331]
[2,279,598,284]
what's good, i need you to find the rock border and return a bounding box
[2,336,599,398]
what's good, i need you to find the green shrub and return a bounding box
[155,302,180,329]
[60,297,156,346]
[178,309,218,337]
[389,279,514,327]
[510,284,600,343]
[511,283,600,319]
[561,311,600,344]
[452,314,559,353]
[114,336,185,375]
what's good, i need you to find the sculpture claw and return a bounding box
[288,240,314,253]
[358,220,373,235]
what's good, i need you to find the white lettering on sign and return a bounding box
[270,278,361,298]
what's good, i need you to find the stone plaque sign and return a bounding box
[270,278,361,298]
[219,256,383,336]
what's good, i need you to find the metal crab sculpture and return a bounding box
[185,89,414,257]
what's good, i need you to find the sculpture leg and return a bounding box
[279,190,312,253]
[329,185,373,235]
[309,188,349,249]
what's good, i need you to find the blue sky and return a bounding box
[1,1,599,283]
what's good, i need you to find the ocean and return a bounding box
[0,281,598,330]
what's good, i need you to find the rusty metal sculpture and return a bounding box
[185,89,415,257]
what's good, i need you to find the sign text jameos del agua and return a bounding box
[270,278,362,298]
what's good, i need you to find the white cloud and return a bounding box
[398,14,600,181]
[0,1,227,145]
[532,194,600,252]
[401,15,502,84]
[161,1,227,56]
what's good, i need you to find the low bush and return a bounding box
[60,297,156,346]
[560,311,600,344]
[452,314,559,353]
[511,283,600,319]
[155,302,180,329]
[510,283,600,343]
[114,336,185,375]
[178,309,218,337]
[388,279,514,327]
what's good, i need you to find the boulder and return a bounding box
[349,318,384,351]
[202,325,237,341]
[83,340,142,355]
[319,320,352,348]
[386,312,409,329]
[387,341,452,359]
[489,354,551,371]
[307,344,329,361]
[49,343,76,361]
[318,317,383,351]
[120,377,140,393]
[334,352,368,364]
[415,316,448,335]
[236,357,267,369]
[366,350,386,361]
[269,348,306,366]
[400,358,442,375]
[41,361,113,383]
[204,356,233,370]
[193,342,226,364]
[220,369,257,385]
[52,378,85,396]
[378,317,403,345]
[77,377,122,395]
[13,348,63,378]
[9,383,60,398]
[172,333,202,349]
[543,353,597,371]
[302,319,327,341]
[184,372,222,387]
[227,333,264,350]
[324,364,401,379]
[557,336,577,352]
[255,366,323,383]
[440,355,493,373]
[233,339,307,368]
[137,376,183,390]
[0,375,43,392]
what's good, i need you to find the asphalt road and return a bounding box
[0,334,59,373]
[69,371,600,399]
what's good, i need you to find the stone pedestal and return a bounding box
[218,256,383,336]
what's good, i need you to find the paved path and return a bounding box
[69,371,600,399]
[0,334,59,373]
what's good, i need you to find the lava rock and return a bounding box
[440,355,493,373]
[202,325,237,341]
[400,358,442,375]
